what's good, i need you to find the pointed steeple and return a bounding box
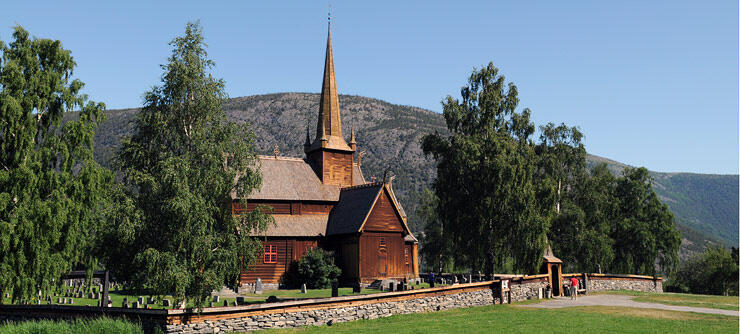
[308,18,353,153]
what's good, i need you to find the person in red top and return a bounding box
[570,277,579,300]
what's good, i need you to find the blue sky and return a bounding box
[2,1,737,174]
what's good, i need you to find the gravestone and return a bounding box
[209,301,214,308]
[132,301,140,309]
[223,300,228,307]
[478,271,483,282]
[301,283,307,294]
[331,281,339,297]
[236,296,245,305]
[89,292,94,299]
[122,301,128,308]
[389,282,396,292]
[137,297,144,304]
[453,275,458,284]
[163,299,171,307]
[147,297,155,304]
[254,278,263,295]
[213,295,220,303]
[468,273,473,283]
[352,283,362,293]
[68,298,73,304]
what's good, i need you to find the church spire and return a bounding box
[308,15,353,153]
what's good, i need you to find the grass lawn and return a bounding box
[0,318,142,334]
[264,302,739,334]
[598,290,739,311]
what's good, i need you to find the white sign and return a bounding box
[502,279,509,290]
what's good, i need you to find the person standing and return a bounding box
[570,277,579,300]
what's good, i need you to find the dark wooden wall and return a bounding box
[308,149,353,186]
[363,189,404,232]
[322,150,353,186]
[240,238,319,284]
[358,232,413,283]
[330,235,360,281]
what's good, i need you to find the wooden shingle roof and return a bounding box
[233,156,365,202]
[326,183,415,238]
[326,183,383,236]
[257,214,329,237]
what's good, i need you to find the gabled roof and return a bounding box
[326,182,415,237]
[326,183,383,235]
[256,214,329,237]
[233,156,365,202]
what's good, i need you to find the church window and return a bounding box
[380,237,386,248]
[404,249,409,265]
[264,244,277,264]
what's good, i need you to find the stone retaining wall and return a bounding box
[587,275,662,293]
[167,289,497,333]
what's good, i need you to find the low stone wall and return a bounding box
[509,277,548,302]
[167,288,495,333]
[586,274,662,293]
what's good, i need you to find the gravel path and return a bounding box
[523,294,739,317]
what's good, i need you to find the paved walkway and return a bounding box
[523,294,739,317]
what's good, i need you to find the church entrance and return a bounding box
[378,248,387,277]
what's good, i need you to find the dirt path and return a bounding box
[522,294,739,317]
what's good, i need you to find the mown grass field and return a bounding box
[0,318,143,334]
[265,302,738,334]
[599,290,739,311]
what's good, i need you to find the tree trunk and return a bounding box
[485,219,495,277]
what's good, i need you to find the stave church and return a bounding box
[232,21,419,287]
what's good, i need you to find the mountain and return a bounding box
[89,92,738,258]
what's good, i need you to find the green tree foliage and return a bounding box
[422,62,546,275]
[284,249,341,289]
[612,167,681,275]
[550,163,680,275]
[670,246,738,295]
[100,22,271,307]
[417,188,454,272]
[0,26,111,302]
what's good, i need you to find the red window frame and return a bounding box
[380,237,386,248]
[404,248,409,265]
[264,244,277,264]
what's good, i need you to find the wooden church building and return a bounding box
[233,22,419,286]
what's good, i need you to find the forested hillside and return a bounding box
[87,93,738,258]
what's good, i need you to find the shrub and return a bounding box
[283,249,341,289]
